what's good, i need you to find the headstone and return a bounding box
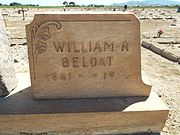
[0,13,169,134]
[171,18,177,26]
[0,15,18,96]
[177,6,180,12]
[17,7,27,20]
[26,13,151,99]
[123,5,128,11]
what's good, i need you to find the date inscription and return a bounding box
[45,71,131,82]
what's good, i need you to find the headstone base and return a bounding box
[0,73,169,135]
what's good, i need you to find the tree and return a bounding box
[69,2,75,6]
[10,2,22,6]
[63,1,68,6]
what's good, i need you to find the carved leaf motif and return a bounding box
[39,33,51,41]
[38,28,51,41]
[39,27,49,35]
[33,21,62,56]
[35,40,47,54]
[39,21,62,31]
[32,20,62,80]
[55,21,62,29]
[32,23,38,37]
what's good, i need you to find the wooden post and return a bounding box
[21,7,25,20]
[18,7,27,20]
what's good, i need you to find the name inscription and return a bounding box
[50,40,129,68]
[53,40,129,53]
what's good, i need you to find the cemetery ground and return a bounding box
[0,7,180,134]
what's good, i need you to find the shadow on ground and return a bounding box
[0,86,148,115]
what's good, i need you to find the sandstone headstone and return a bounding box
[0,13,168,135]
[26,13,151,99]
[0,15,18,96]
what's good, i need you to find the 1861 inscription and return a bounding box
[26,13,151,99]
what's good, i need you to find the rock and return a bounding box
[178,58,180,65]
[0,15,18,96]
[10,45,29,72]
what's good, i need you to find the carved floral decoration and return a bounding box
[32,20,62,56]
[31,20,62,79]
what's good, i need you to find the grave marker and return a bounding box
[26,13,151,99]
[17,7,27,20]
[0,12,169,134]
[177,6,180,12]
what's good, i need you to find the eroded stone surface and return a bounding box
[0,15,18,96]
[26,13,151,99]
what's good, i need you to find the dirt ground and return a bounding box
[0,7,180,135]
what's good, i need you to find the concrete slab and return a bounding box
[0,73,169,134]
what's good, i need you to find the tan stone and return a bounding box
[26,12,151,99]
[0,73,168,134]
